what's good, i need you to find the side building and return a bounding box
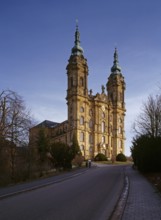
[29,25,126,160]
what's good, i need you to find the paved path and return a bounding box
[1,164,161,220]
[122,166,161,220]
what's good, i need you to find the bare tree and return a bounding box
[133,94,161,138]
[0,89,33,146]
[0,90,34,182]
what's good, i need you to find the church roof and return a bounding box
[36,120,59,128]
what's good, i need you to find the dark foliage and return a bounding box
[49,142,75,170]
[70,133,81,158]
[116,153,127,162]
[131,135,161,172]
[37,129,49,162]
[94,153,107,161]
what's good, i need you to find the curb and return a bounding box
[110,174,129,220]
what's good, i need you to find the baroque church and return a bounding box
[30,25,126,160]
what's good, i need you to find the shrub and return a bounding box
[116,153,127,162]
[94,153,107,161]
[131,135,161,172]
[49,142,73,170]
[72,154,84,167]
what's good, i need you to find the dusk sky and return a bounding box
[0,0,161,155]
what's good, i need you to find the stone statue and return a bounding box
[102,85,105,94]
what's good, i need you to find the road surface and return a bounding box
[0,165,125,220]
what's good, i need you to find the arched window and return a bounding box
[80,145,84,151]
[101,121,105,133]
[89,109,93,116]
[80,132,84,142]
[89,119,93,128]
[119,92,122,101]
[89,134,93,144]
[80,77,84,86]
[89,146,93,152]
[109,124,113,134]
[102,136,105,143]
[80,116,84,125]
[80,106,84,112]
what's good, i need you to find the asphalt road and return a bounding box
[0,165,125,220]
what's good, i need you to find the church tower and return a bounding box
[66,24,89,147]
[106,48,126,158]
[30,25,126,161]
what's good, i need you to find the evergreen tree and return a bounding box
[37,129,49,162]
[49,142,72,170]
[70,133,81,158]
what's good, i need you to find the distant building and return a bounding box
[30,25,126,160]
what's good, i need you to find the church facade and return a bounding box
[30,25,126,160]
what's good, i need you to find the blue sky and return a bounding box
[0,0,161,155]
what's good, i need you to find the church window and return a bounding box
[80,145,84,151]
[80,116,84,125]
[89,146,93,152]
[89,119,93,128]
[109,124,112,133]
[80,77,84,86]
[89,134,93,144]
[119,92,122,101]
[80,106,84,112]
[89,109,93,116]
[101,121,105,133]
[102,112,105,118]
[102,136,105,143]
[80,132,84,142]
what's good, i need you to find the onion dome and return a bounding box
[111,48,121,73]
[71,23,84,56]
